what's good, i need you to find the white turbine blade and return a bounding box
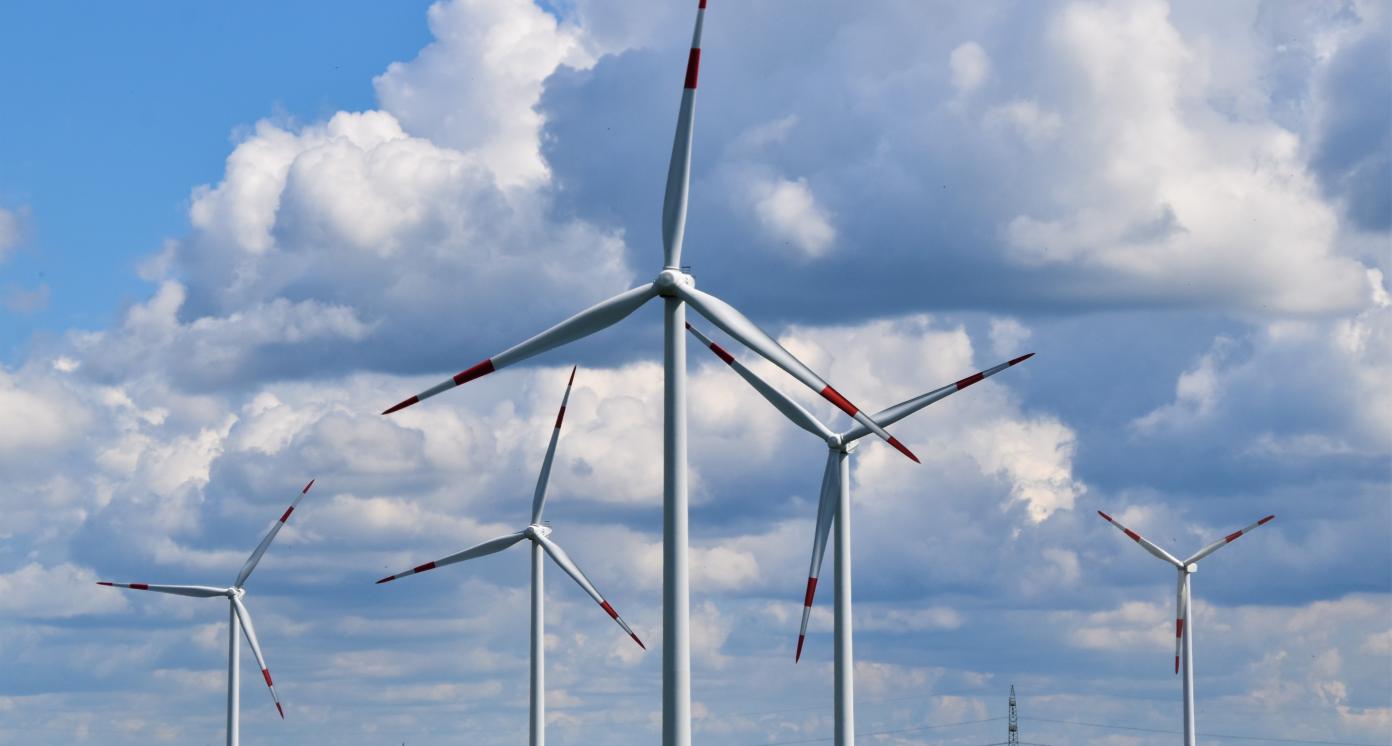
[375,532,527,584]
[686,322,833,440]
[534,533,645,649]
[1096,511,1183,567]
[235,479,315,588]
[660,0,708,268]
[1185,514,1275,564]
[532,367,577,525]
[675,285,919,463]
[797,451,840,662]
[382,283,658,414]
[94,582,226,598]
[1174,570,1187,675]
[231,596,284,719]
[841,354,1035,443]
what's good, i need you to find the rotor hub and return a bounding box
[527,524,553,539]
[1185,563,1198,574]
[654,268,694,296]
[228,587,245,599]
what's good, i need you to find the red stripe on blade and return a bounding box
[709,341,735,365]
[1175,656,1180,674]
[1008,353,1035,366]
[262,669,274,687]
[795,634,806,663]
[887,436,921,464]
[302,479,315,494]
[600,601,619,619]
[1258,515,1275,525]
[1123,529,1141,542]
[555,406,567,429]
[684,48,701,89]
[1176,619,1184,638]
[954,372,986,390]
[382,395,420,415]
[453,359,496,386]
[699,0,707,9]
[1098,511,1113,522]
[803,577,818,607]
[819,386,858,416]
[412,562,437,574]
[131,583,149,590]
[279,506,294,523]
[1225,530,1243,543]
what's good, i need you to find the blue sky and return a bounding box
[0,1,1388,744]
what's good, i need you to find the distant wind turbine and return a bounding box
[376,368,644,746]
[687,321,1032,745]
[98,479,315,746]
[377,3,918,742]
[1098,510,1275,746]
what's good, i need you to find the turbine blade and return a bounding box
[235,479,315,588]
[382,283,658,414]
[531,367,577,525]
[231,596,284,719]
[1185,514,1276,564]
[840,354,1035,443]
[94,582,226,598]
[797,451,840,662]
[1096,511,1183,567]
[661,0,708,268]
[675,285,918,462]
[375,532,528,584]
[1174,570,1187,675]
[686,322,833,440]
[534,534,645,649]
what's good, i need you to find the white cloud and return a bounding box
[0,205,29,261]
[1000,0,1370,313]
[0,563,127,618]
[949,42,990,93]
[751,176,837,259]
[374,0,595,188]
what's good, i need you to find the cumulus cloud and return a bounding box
[949,42,990,93]
[0,563,127,618]
[750,176,838,259]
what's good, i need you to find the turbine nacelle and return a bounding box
[1184,563,1198,574]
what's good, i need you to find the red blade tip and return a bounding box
[887,436,920,464]
[631,633,646,650]
[1175,656,1180,674]
[382,395,419,415]
[276,702,285,719]
[96,581,113,586]
[795,634,806,663]
[302,479,315,494]
[1008,352,1035,366]
[568,366,577,385]
[375,576,394,585]
[1097,511,1112,521]
[1259,514,1275,525]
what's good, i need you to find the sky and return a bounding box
[0,0,1388,744]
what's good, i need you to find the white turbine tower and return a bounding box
[378,3,919,742]
[1098,510,1275,746]
[688,322,1031,745]
[376,368,644,746]
[97,479,315,746]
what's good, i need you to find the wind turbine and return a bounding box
[376,368,644,746]
[378,3,919,742]
[688,322,1031,745]
[97,479,315,746]
[1097,510,1275,746]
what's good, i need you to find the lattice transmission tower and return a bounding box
[1007,684,1020,746]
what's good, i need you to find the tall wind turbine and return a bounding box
[376,368,644,746]
[97,479,315,746]
[688,322,1031,745]
[378,3,918,742]
[1098,510,1275,746]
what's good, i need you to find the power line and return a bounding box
[1021,716,1386,746]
